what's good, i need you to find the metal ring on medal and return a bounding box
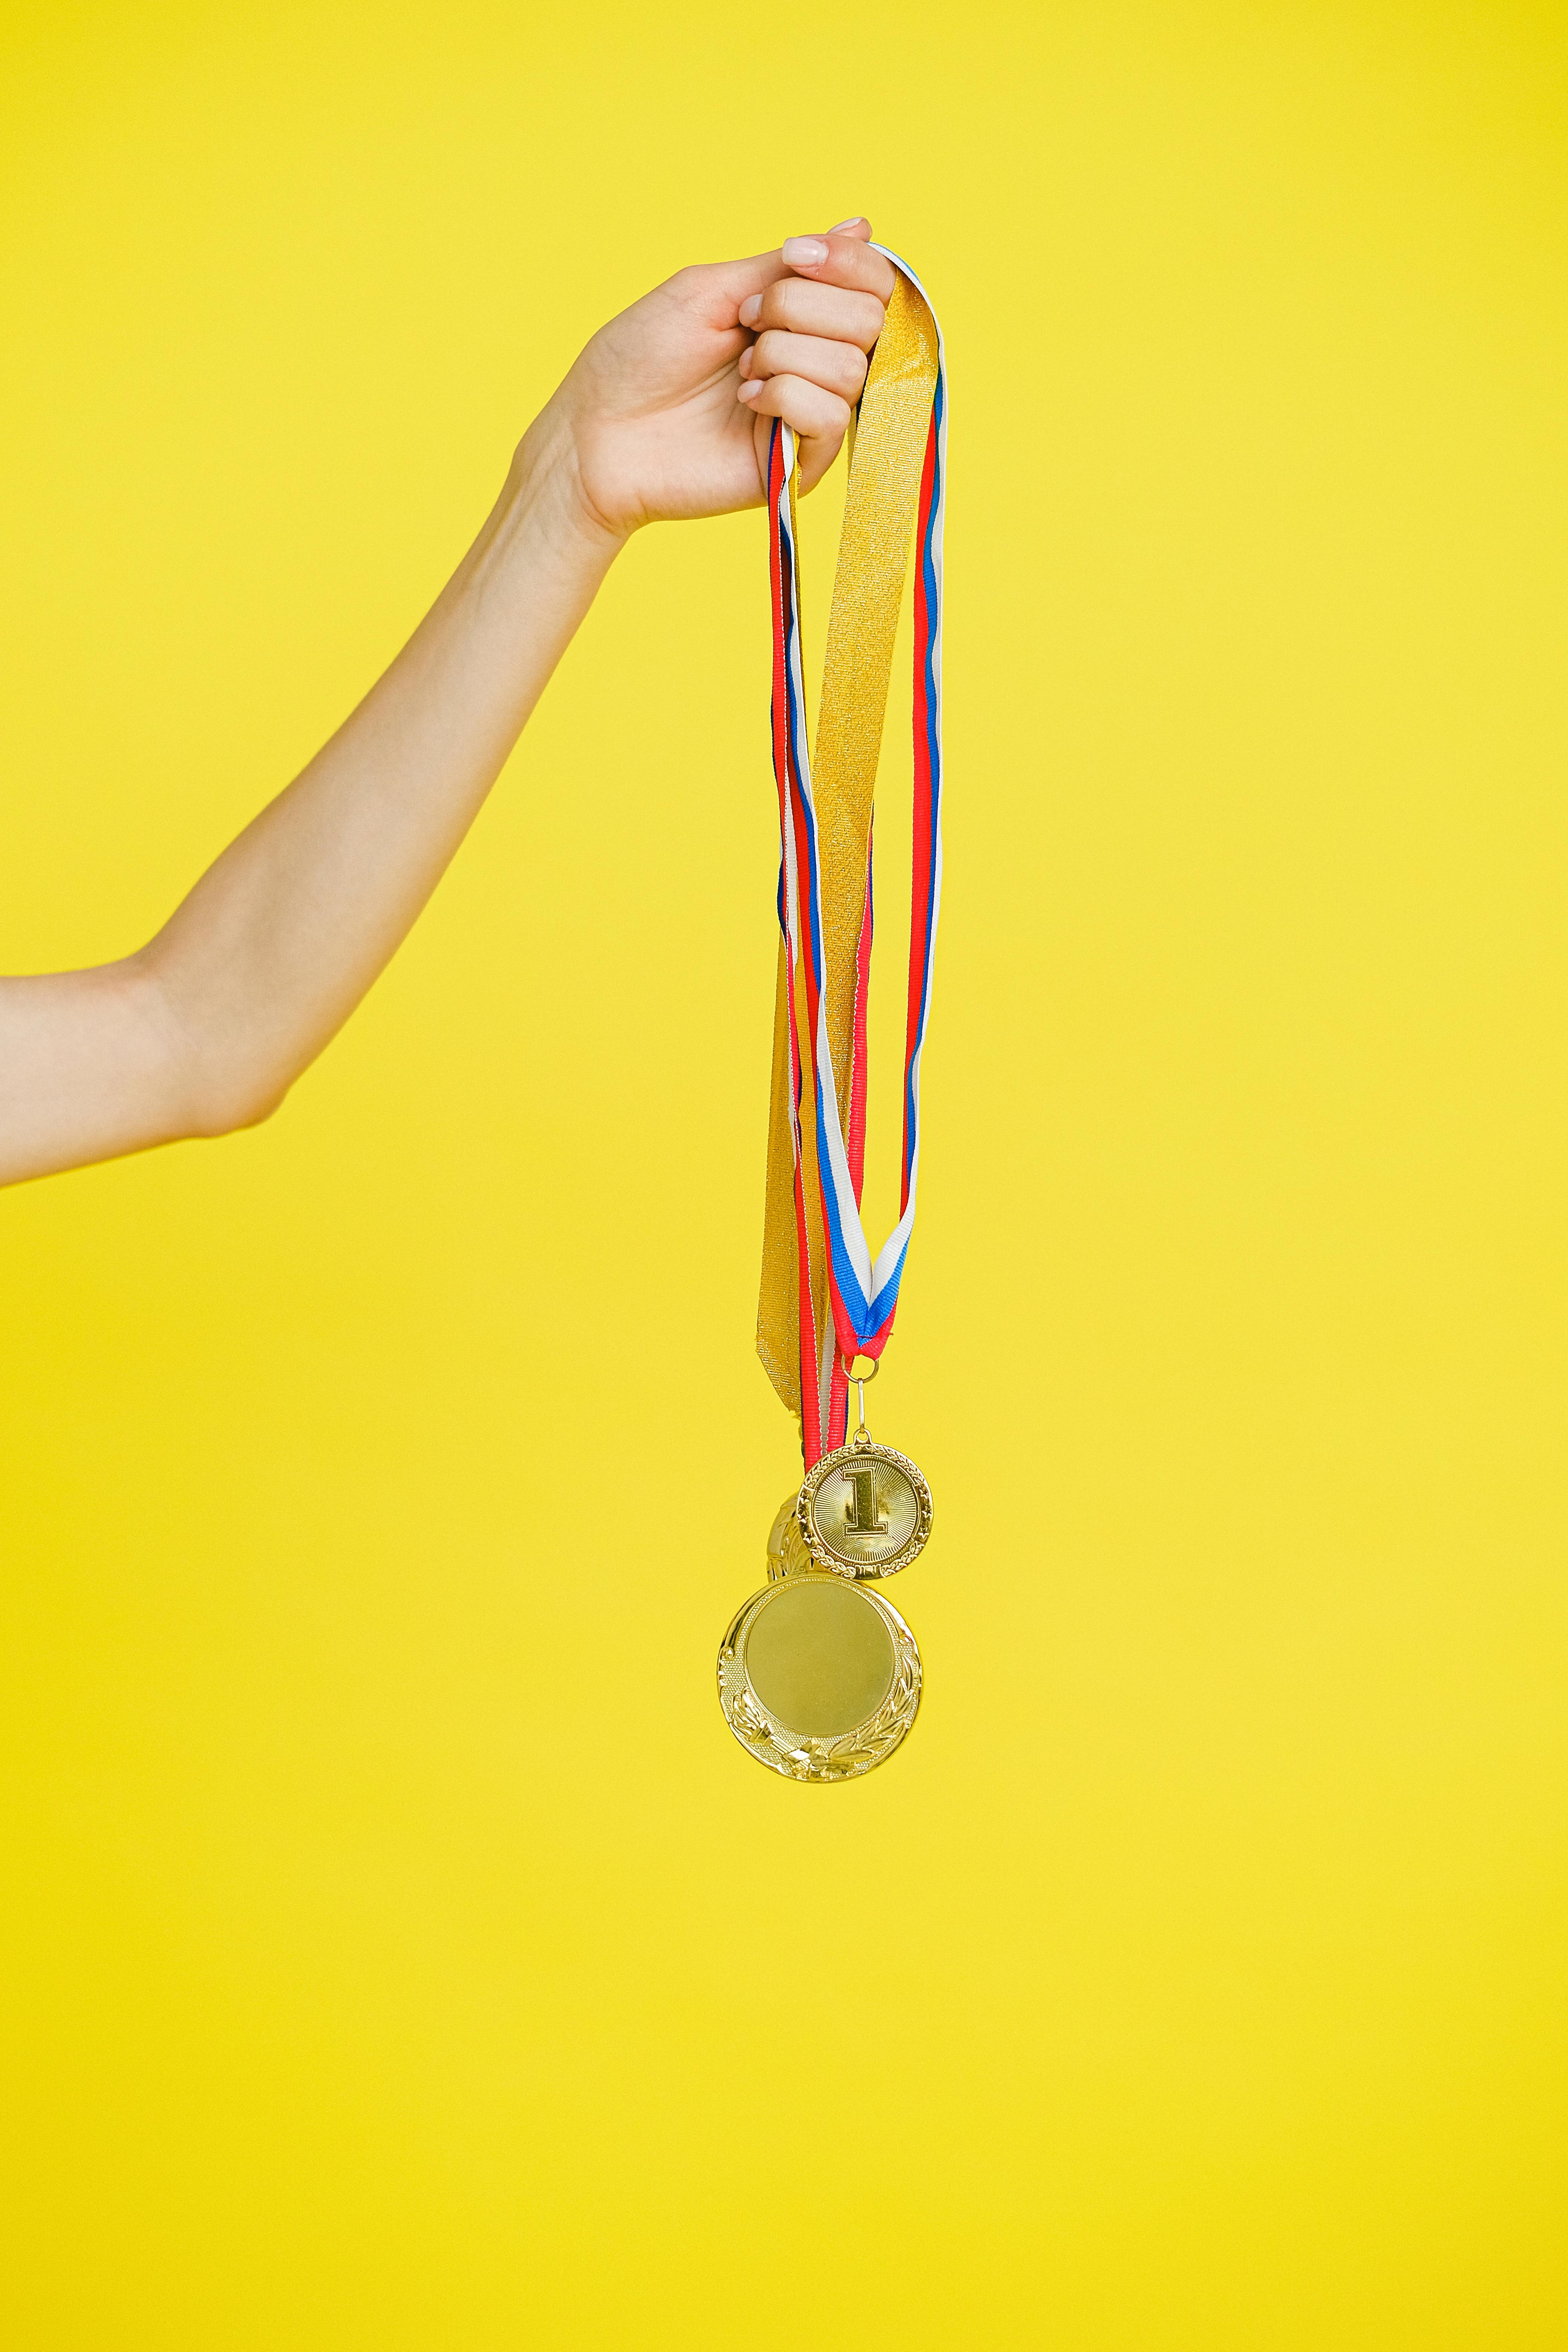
[717,1574,922,1782]
[797,1437,934,1579]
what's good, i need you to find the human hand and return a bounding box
[526,219,897,545]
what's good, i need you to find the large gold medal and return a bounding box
[717,1571,921,1782]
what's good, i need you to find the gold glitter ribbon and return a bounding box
[756,268,942,1429]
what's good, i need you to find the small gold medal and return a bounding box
[797,1424,934,1580]
[765,1489,812,1582]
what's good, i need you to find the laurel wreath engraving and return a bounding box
[730,1684,773,1747]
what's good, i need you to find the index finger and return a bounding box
[780,232,897,304]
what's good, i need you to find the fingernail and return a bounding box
[738,378,761,402]
[829,217,866,233]
[738,293,762,327]
[738,348,753,379]
[782,236,828,268]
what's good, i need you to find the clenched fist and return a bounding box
[528,218,898,542]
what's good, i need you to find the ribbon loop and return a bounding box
[754,248,947,1467]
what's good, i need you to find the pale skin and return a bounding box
[0,222,897,1188]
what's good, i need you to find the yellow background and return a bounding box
[3,2,1565,2343]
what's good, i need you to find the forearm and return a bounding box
[0,424,619,1187]
[139,422,619,1131]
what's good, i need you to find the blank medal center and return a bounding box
[746,1580,896,1739]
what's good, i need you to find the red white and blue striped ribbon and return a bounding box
[767,246,946,1461]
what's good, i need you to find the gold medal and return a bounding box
[798,1423,933,1579]
[717,1571,921,1782]
[721,1378,932,1782]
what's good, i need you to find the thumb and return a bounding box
[701,218,877,315]
[700,247,793,314]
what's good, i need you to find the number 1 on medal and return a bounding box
[845,1467,888,1536]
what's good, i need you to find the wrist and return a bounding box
[507,397,629,570]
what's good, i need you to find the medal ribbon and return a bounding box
[755,249,946,1467]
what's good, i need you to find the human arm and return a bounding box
[0,222,897,1187]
